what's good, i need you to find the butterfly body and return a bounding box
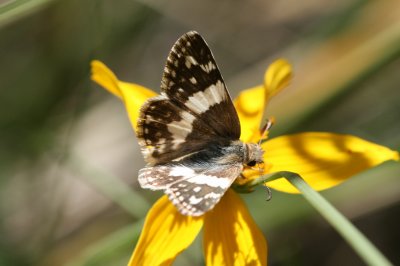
[137,31,264,216]
[168,140,263,168]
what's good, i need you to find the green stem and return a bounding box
[232,171,289,193]
[235,171,393,265]
[286,173,393,266]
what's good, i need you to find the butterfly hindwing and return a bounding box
[139,163,243,216]
[137,31,241,165]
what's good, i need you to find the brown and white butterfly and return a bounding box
[137,31,264,216]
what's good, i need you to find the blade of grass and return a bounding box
[270,1,400,135]
[67,153,150,218]
[66,220,143,266]
[0,0,57,28]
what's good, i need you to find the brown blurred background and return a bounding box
[0,0,400,265]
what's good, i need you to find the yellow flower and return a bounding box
[90,59,398,265]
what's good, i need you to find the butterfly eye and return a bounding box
[247,161,256,167]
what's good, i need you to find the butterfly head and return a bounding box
[245,143,264,167]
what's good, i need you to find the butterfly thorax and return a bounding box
[243,142,264,166]
[167,140,243,166]
[216,140,264,167]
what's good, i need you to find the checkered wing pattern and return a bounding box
[137,31,240,165]
[136,31,245,216]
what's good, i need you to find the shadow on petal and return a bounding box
[203,190,267,266]
[234,86,265,143]
[263,132,399,193]
[129,196,203,265]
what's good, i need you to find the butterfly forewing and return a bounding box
[137,31,240,164]
[161,31,240,140]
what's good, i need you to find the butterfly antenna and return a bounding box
[258,118,275,145]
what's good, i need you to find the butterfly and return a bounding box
[137,31,264,216]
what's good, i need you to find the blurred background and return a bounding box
[1,0,400,265]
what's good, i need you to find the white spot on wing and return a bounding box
[193,186,201,192]
[189,195,203,205]
[189,77,197,84]
[184,80,227,114]
[185,91,209,113]
[200,61,216,73]
[185,56,198,69]
[169,167,233,188]
[205,192,222,199]
[204,80,226,105]
[166,111,196,149]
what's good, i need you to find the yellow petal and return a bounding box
[234,59,292,143]
[203,190,267,266]
[90,60,123,98]
[234,86,264,142]
[118,81,157,132]
[129,196,203,266]
[262,132,399,193]
[264,59,292,100]
[90,60,157,131]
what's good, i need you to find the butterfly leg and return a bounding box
[264,185,272,201]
